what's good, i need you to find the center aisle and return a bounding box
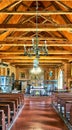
[10,96,69,130]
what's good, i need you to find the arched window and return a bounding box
[58,69,63,89]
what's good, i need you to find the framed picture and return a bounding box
[20,72,25,78]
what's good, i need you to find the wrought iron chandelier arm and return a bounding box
[24,0,48,58]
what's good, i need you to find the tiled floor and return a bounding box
[10,96,69,130]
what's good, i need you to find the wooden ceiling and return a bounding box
[0,0,72,68]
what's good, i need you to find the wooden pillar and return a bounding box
[63,62,71,87]
[44,70,47,80]
[55,67,58,80]
[16,67,19,80]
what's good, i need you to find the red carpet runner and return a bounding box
[10,96,69,130]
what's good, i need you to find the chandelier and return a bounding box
[24,0,48,58]
[30,58,42,74]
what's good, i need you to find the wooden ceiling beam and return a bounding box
[0,50,72,54]
[14,65,58,68]
[0,27,71,32]
[10,63,60,65]
[12,0,72,1]
[6,36,66,41]
[0,11,72,15]
[13,64,62,68]
[0,0,23,11]
[3,59,63,63]
[55,1,71,10]
[0,42,72,46]
[0,24,72,31]
[0,56,72,59]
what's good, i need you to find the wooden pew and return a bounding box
[70,105,72,125]
[52,93,72,110]
[51,93,58,107]
[52,92,72,123]
[0,104,10,126]
[0,98,18,112]
[10,93,24,105]
[0,93,24,130]
[0,93,24,117]
[0,93,24,108]
[0,110,6,130]
[0,101,16,118]
[0,93,24,110]
[58,98,72,120]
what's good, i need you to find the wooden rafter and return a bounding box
[0,0,23,11]
[56,1,72,10]
[7,0,72,1]
[2,59,64,63]
[0,41,72,46]
[5,36,67,41]
[0,56,72,59]
[0,11,72,15]
[0,50,72,54]
[0,24,72,31]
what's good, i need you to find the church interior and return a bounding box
[0,0,72,130]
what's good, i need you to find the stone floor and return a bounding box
[10,96,69,130]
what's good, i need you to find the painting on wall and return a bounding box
[20,72,25,78]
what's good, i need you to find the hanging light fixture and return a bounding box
[30,58,42,74]
[24,0,48,58]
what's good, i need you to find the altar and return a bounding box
[30,86,45,96]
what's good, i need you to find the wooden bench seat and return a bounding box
[70,105,72,125]
[0,93,24,106]
[0,97,18,112]
[0,110,6,130]
[52,92,72,125]
[0,104,10,127]
[59,98,72,118]
[52,93,72,110]
[0,93,24,130]
[0,100,16,118]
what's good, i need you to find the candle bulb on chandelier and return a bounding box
[32,38,34,46]
[45,40,47,49]
[45,40,47,45]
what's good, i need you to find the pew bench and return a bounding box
[70,105,72,125]
[0,110,6,130]
[0,104,10,126]
[0,100,16,119]
[0,98,18,112]
[0,93,24,130]
[0,93,24,106]
[52,92,72,126]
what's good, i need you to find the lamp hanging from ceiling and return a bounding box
[24,0,48,58]
[30,58,42,74]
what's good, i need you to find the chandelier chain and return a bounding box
[24,0,48,58]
